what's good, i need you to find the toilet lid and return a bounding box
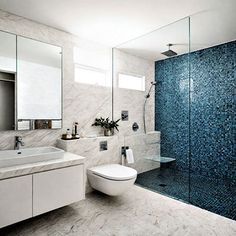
[89,164,137,181]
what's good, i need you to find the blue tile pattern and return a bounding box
[136,167,236,220]
[155,54,190,172]
[151,40,236,220]
[190,41,235,179]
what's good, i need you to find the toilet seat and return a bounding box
[88,164,137,181]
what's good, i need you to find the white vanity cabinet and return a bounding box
[0,164,85,228]
[0,175,32,228]
[33,165,84,216]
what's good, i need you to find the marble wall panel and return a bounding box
[57,131,161,192]
[0,11,161,192]
[113,49,155,136]
[0,10,112,149]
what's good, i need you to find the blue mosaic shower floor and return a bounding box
[136,167,236,221]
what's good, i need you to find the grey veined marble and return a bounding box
[57,132,161,193]
[0,152,85,180]
[0,9,112,150]
[1,185,236,236]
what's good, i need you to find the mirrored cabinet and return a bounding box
[0,31,16,72]
[0,31,62,131]
[0,31,16,131]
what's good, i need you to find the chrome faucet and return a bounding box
[14,136,25,150]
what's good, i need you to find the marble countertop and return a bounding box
[0,152,86,180]
[57,131,161,143]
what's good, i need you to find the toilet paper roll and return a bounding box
[126,149,134,164]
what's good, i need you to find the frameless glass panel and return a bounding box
[152,18,190,201]
[113,17,190,201]
[17,37,62,121]
[190,7,236,220]
[112,3,235,221]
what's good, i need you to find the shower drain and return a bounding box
[159,184,167,187]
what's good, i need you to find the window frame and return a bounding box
[74,64,109,87]
[117,72,146,91]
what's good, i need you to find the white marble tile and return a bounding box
[0,10,112,150]
[1,185,235,236]
[123,132,161,173]
[113,49,155,136]
[57,132,161,193]
[0,152,85,180]
[0,11,158,184]
[0,10,161,194]
[57,137,121,193]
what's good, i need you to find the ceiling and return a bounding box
[0,0,235,47]
[117,7,236,61]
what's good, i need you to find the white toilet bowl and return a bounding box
[87,164,137,196]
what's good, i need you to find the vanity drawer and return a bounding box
[33,165,84,216]
[0,175,32,228]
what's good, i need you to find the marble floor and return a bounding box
[1,185,236,236]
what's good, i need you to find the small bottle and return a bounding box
[66,128,72,139]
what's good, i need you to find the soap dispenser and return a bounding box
[73,122,80,139]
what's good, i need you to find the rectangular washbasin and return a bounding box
[0,147,64,168]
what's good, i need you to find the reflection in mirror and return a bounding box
[0,31,16,131]
[0,32,62,131]
[0,31,16,72]
[17,37,62,124]
[0,72,15,130]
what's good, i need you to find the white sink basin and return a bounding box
[0,147,64,168]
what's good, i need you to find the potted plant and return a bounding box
[92,117,120,136]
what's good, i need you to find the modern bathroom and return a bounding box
[0,1,235,235]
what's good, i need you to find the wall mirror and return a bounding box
[0,31,62,131]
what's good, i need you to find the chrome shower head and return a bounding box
[161,44,177,57]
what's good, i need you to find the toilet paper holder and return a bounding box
[121,146,129,157]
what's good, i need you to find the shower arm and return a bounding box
[143,82,156,133]
[145,84,154,98]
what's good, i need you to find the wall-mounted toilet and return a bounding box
[87,164,137,196]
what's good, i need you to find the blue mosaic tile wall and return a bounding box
[155,54,190,172]
[155,40,236,179]
[190,41,235,180]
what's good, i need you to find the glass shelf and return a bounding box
[145,156,176,163]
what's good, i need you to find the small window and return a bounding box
[118,73,145,91]
[75,65,110,87]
